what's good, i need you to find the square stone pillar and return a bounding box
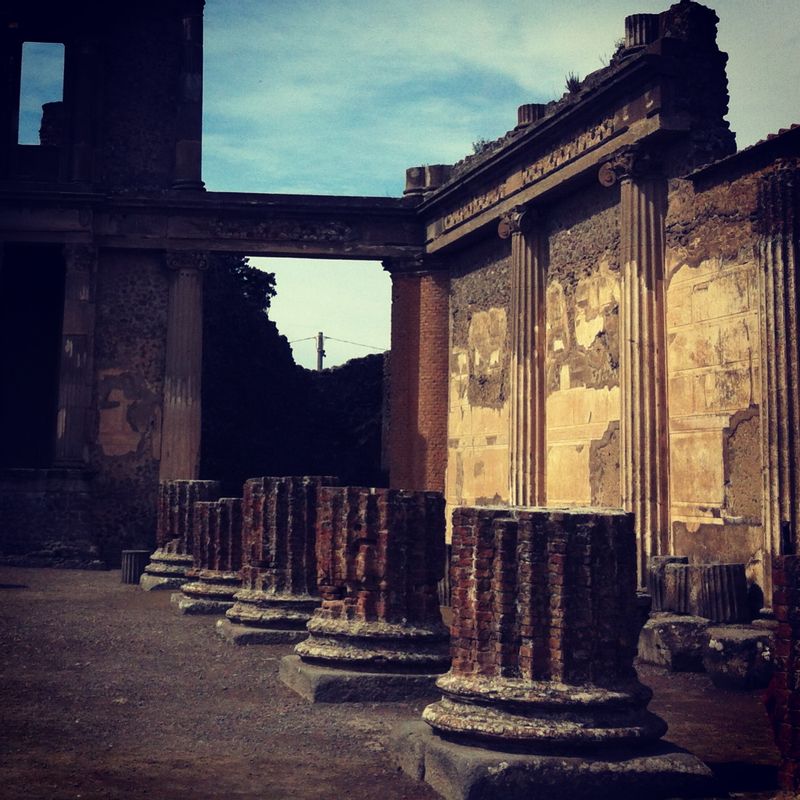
[600,146,670,584]
[54,244,97,467]
[281,486,449,701]
[159,251,207,481]
[757,162,800,607]
[498,207,547,507]
[383,255,449,492]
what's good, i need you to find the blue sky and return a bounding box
[18,2,800,369]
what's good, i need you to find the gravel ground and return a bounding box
[0,567,781,799]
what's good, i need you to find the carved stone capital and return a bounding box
[382,253,444,275]
[598,144,661,187]
[497,206,537,239]
[165,251,209,272]
[62,244,97,272]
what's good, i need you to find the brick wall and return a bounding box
[388,270,449,493]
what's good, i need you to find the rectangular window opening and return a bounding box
[17,41,65,146]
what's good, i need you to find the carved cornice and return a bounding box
[165,251,209,272]
[598,144,662,187]
[497,205,538,239]
[381,253,444,275]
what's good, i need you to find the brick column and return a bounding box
[159,251,206,481]
[220,475,336,644]
[383,256,449,492]
[172,0,205,190]
[757,163,800,606]
[600,145,670,584]
[766,555,800,794]
[400,507,712,798]
[177,497,243,614]
[281,486,449,701]
[498,207,547,506]
[140,478,220,590]
[53,244,96,467]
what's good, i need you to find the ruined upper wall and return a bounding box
[414,0,735,255]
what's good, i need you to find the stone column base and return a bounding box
[139,550,194,591]
[391,721,716,800]
[172,569,240,615]
[279,654,442,703]
[215,617,308,645]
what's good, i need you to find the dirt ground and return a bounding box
[0,567,781,800]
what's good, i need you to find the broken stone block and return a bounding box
[393,507,714,799]
[140,480,221,591]
[217,476,336,645]
[703,625,774,689]
[648,555,688,612]
[281,487,449,702]
[638,613,710,672]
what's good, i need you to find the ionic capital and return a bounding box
[165,251,209,273]
[598,144,661,187]
[497,205,537,239]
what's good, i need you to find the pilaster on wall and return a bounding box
[758,162,800,604]
[600,145,670,584]
[159,251,207,481]
[383,255,449,493]
[498,206,547,507]
[54,244,97,467]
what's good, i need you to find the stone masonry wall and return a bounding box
[666,170,765,589]
[446,237,511,513]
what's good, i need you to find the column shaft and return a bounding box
[502,209,547,506]
[618,164,670,584]
[54,244,96,466]
[758,163,800,605]
[385,259,449,492]
[160,252,206,480]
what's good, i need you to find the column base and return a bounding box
[139,549,194,591]
[215,617,309,645]
[171,591,234,616]
[392,721,716,800]
[279,654,442,703]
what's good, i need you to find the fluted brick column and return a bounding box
[159,251,206,481]
[172,0,205,190]
[219,475,336,644]
[383,256,449,492]
[53,244,96,467]
[499,206,547,506]
[758,163,800,607]
[600,145,670,584]
[425,506,665,744]
[140,478,220,590]
[177,497,243,614]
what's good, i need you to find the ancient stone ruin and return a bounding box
[140,480,221,591]
[280,486,450,702]
[217,475,335,645]
[395,506,715,799]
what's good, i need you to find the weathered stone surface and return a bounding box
[139,550,194,591]
[279,655,440,703]
[703,624,774,689]
[392,721,716,800]
[637,614,709,672]
[285,487,449,701]
[648,556,688,612]
[215,617,308,645]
